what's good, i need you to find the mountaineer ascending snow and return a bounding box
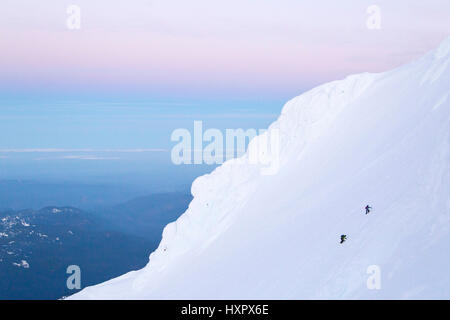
[365,205,372,215]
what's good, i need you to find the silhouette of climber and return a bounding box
[340,235,347,244]
[365,205,372,215]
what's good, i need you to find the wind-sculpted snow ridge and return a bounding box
[70,36,450,299]
[146,72,378,272]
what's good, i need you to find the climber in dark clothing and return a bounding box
[340,235,347,244]
[365,205,372,215]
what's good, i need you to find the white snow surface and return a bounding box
[71,36,450,299]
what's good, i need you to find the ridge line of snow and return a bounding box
[138,36,450,289]
[70,35,450,299]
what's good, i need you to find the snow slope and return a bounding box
[71,36,450,299]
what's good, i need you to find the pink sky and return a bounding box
[1,0,449,99]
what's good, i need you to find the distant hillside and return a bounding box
[97,193,192,240]
[0,180,143,211]
[0,206,152,299]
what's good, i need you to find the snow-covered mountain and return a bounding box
[71,36,450,299]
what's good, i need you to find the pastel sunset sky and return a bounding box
[1,0,449,100]
[0,0,448,184]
